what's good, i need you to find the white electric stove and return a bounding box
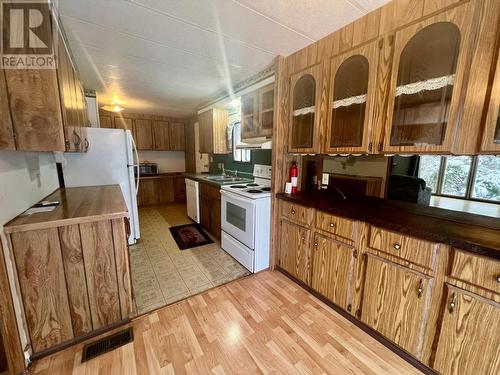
[220,165,272,272]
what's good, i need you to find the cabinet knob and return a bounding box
[417,279,424,298]
[291,209,296,215]
[496,275,500,283]
[301,236,305,241]
[330,222,335,228]
[448,292,457,313]
[393,243,401,250]
[314,242,318,247]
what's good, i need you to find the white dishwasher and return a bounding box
[185,178,200,223]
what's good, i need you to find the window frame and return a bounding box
[232,122,251,163]
[419,155,499,203]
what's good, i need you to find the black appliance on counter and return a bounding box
[138,162,159,176]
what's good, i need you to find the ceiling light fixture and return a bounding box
[102,103,125,112]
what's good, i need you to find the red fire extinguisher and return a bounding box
[290,161,298,194]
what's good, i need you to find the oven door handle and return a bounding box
[221,190,257,207]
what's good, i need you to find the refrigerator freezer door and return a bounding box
[63,128,140,244]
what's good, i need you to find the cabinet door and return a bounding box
[199,183,211,230]
[141,180,158,205]
[157,178,174,204]
[361,254,432,359]
[259,84,274,138]
[174,177,186,203]
[480,43,500,152]
[383,4,473,153]
[209,186,221,240]
[279,220,312,284]
[241,91,259,139]
[0,70,15,150]
[134,119,153,150]
[169,122,185,150]
[433,286,500,375]
[311,234,355,311]
[99,113,113,128]
[153,120,170,150]
[114,116,134,131]
[6,69,65,152]
[289,63,324,153]
[212,108,230,154]
[324,40,379,153]
[198,111,213,153]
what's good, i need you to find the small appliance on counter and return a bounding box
[138,162,159,176]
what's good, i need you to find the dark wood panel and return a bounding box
[11,229,73,352]
[169,122,185,150]
[157,178,175,204]
[153,120,170,150]
[140,180,159,206]
[59,225,93,336]
[111,219,133,320]
[80,221,121,330]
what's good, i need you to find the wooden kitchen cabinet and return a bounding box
[311,233,356,311]
[157,178,175,204]
[140,179,158,205]
[134,119,154,150]
[279,219,312,285]
[433,285,500,375]
[480,42,500,152]
[241,91,260,139]
[361,254,433,360]
[169,122,185,151]
[258,84,274,138]
[198,181,220,239]
[198,108,230,154]
[324,40,379,153]
[289,64,324,153]
[114,116,134,131]
[153,120,170,150]
[99,113,113,128]
[0,70,15,150]
[174,176,187,203]
[382,4,473,154]
[4,187,132,355]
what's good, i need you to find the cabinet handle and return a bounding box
[347,304,352,312]
[73,130,81,146]
[496,275,500,283]
[393,243,401,250]
[417,279,424,298]
[329,222,336,229]
[314,242,318,247]
[448,292,457,313]
[291,209,296,215]
[84,138,90,152]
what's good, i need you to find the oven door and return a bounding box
[221,190,255,249]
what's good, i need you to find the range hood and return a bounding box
[237,137,272,149]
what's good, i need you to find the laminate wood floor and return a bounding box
[30,271,421,375]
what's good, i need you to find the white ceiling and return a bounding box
[56,0,389,117]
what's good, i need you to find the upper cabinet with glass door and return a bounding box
[241,91,259,139]
[383,4,473,154]
[480,43,500,153]
[324,40,379,154]
[289,64,324,153]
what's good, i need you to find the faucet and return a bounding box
[235,170,238,177]
[221,165,225,176]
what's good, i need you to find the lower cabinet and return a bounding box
[8,218,132,354]
[361,254,432,359]
[138,176,186,207]
[199,182,221,240]
[311,233,355,312]
[279,219,312,284]
[433,286,500,375]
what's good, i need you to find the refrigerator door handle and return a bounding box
[131,135,140,196]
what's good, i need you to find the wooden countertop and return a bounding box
[4,185,128,233]
[277,191,500,259]
[138,173,184,180]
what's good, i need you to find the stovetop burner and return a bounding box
[261,187,271,192]
[246,183,259,187]
[247,189,263,194]
[230,185,246,189]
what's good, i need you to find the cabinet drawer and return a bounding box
[316,211,355,242]
[450,249,500,294]
[368,226,438,270]
[281,201,313,226]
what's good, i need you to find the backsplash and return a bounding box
[210,149,272,175]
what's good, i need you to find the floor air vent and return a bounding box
[81,327,134,362]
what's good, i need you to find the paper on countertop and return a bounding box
[21,206,57,216]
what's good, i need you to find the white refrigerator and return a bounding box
[62,128,140,245]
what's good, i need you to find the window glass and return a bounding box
[418,155,440,193]
[441,156,472,197]
[233,122,251,163]
[472,155,500,201]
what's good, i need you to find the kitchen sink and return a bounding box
[203,175,248,183]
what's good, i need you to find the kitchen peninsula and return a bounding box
[3,186,133,357]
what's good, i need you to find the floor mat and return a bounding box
[169,223,214,250]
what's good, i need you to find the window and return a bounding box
[418,155,500,202]
[232,122,251,163]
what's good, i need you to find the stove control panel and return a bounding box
[253,164,272,180]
